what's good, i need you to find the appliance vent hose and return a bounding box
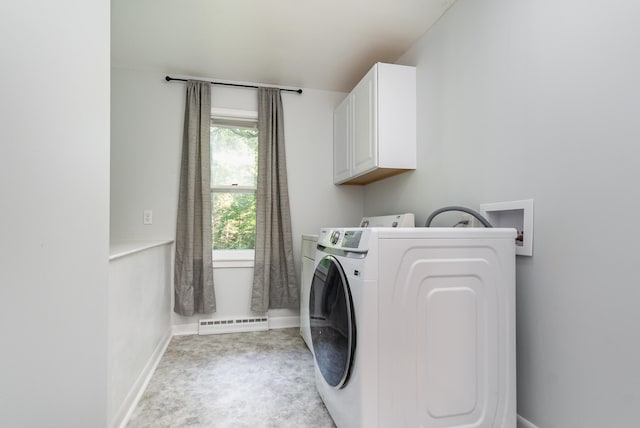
[424,206,493,228]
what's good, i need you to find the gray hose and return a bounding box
[424,206,493,228]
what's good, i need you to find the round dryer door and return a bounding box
[309,255,356,389]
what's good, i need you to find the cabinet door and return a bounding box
[333,96,351,184]
[352,66,377,176]
[377,63,417,170]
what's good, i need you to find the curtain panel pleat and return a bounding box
[174,80,216,316]
[251,88,299,312]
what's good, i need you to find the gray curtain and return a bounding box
[251,88,298,312]
[174,80,216,316]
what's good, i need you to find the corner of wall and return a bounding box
[518,414,539,428]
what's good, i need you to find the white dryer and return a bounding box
[309,227,517,428]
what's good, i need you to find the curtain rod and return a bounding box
[165,76,303,94]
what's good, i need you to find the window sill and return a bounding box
[212,259,254,269]
[212,249,254,269]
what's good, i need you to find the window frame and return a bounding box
[210,108,259,267]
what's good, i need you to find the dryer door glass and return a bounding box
[309,255,356,389]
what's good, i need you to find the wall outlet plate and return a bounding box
[480,199,533,256]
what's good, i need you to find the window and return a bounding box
[210,115,258,260]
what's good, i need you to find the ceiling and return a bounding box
[111,0,456,93]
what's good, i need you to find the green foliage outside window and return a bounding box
[212,193,256,249]
[211,126,258,187]
[211,123,258,250]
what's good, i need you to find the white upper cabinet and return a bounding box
[333,95,351,184]
[352,66,377,176]
[333,63,416,185]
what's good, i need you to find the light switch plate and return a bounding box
[143,209,153,225]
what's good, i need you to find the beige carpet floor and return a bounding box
[126,328,336,428]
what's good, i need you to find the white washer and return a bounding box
[302,213,414,350]
[300,233,318,350]
[309,227,517,428]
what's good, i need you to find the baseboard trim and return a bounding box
[172,322,198,336]
[518,414,539,428]
[172,316,299,335]
[113,329,172,428]
[268,315,300,329]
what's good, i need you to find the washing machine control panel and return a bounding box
[319,228,369,253]
[342,230,363,248]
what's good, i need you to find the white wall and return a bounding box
[0,1,110,427]
[110,69,183,243]
[364,1,640,427]
[111,67,363,326]
[108,243,172,427]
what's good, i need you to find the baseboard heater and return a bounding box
[198,316,269,335]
